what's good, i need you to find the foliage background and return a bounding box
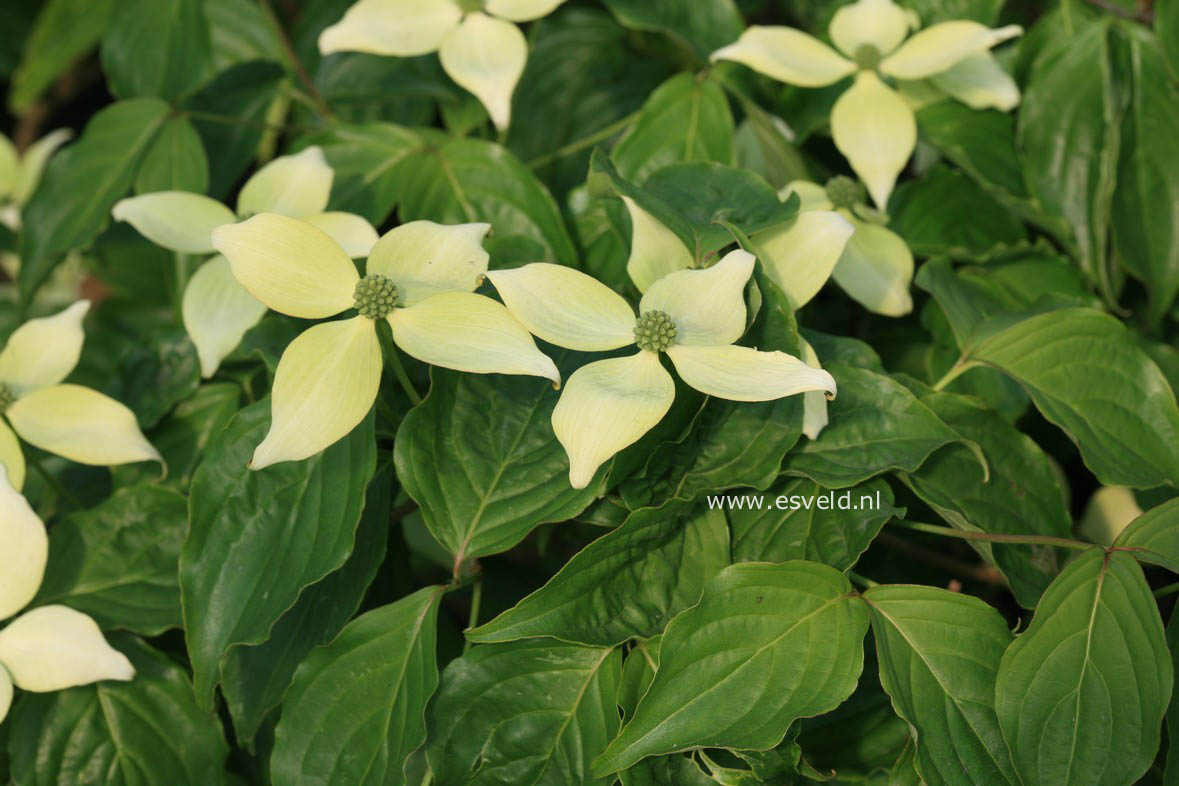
[3,0,1179,784]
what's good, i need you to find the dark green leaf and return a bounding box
[427,639,622,786]
[783,362,982,488]
[19,99,171,302]
[864,585,1017,786]
[1160,0,1179,73]
[100,0,212,99]
[133,115,209,194]
[612,73,734,184]
[7,0,115,112]
[600,0,744,61]
[1110,25,1179,324]
[180,399,376,705]
[915,103,1031,211]
[1113,496,1179,573]
[222,465,392,748]
[1018,18,1122,297]
[728,477,899,570]
[995,549,1173,786]
[586,149,698,260]
[889,167,1026,259]
[270,586,444,786]
[303,122,424,225]
[468,500,729,647]
[963,307,1179,488]
[594,561,869,775]
[204,0,282,71]
[901,0,1003,23]
[31,484,186,635]
[394,366,600,569]
[7,636,230,785]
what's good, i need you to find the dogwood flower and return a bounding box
[111,147,378,377]
[712,0,1021,208]
[0,129,72,230]
[753,176,914,316]
[318,0,567,130]
[0,301,161,490]
[0,465,134,723]
[487,253,837,488]
[211,214,560,469]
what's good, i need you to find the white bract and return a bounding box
[712,0,1021,208]
[488,253,838,489]
[318,0,567,130]
[754,177,914,316]
[0,129,72,230]
[111,147,379,377]
[0,465,135,724]
[211,214,560,469]
[0,301,161,491]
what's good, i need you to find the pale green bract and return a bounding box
[712,0,1022,209]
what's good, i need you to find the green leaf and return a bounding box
[995,549,1173,786]
[643,161,796,257]
[783,362,982,488]
[600,0,744,62]
[963,307,1179,488]
[594,561,869,775]
[899,381,1072,607]
[204,0,283,72]
[303,122,424,225]
[30,484,186,636]
[915,103,1031,212]
[394,366,600,569]
[7,636,230,785]
[7,0,115,112]
[310,53,441,127]
[427,639,622,786]
[728,477,899,570]
[111,382,242,492]
[1160,0,1179,74]
[586,149,698,260]
[612,73,734,185]
[270,586,444,786]
[100,0,212,99]
[1110,25,1179,324]
[1018,18,1122,298]
[468,501,729,647]
[508,8,671,196]
[180,398,376,706]
[18,98,171,303]
[889,167,1027,259]
[222,465,392,748]
[394,136,578,266]
[133,114,210,194]
[901,0,1003,23]
[182,61,285,199]
[1113,496,1179,573]
[1165,603,1179,786]
[864,585,1017,786]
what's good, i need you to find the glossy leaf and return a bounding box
[270,586,444,786]
[180,399,376,705]
[468,500,729,647]
[100,0,212,99]
[31,484,186,636]
[7,0,115,112]
[594,561,869,775]
[427,639,622,786]
[1114,495,1179,573]
[864,584,1017,786]
[395,366,600,571]
[995,549,1173,786]
[133,114,209,194]
[600,0,744,61]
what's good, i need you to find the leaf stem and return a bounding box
[848,571,880,589]
[26,450,83,510]
[931,358,976,391]
[889,519,1095,551]
[258,0,334,120]
[526,111,640,169]
[463,579,483,654]
[1154,581,1179,599]
[378,327,424,406]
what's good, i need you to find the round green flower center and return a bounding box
[634,310,677,353]
[854,44,882,70]
[457,0,483,11]
[825,175,862,210]
[353,274,399,320]
[0,383,14,414]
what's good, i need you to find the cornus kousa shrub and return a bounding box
[6,0,1179,785]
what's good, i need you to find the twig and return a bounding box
[889,519,1094,551]
[462,580,483,653]
[876,531,1008,587]
[258,0,334,120]
[526,111,640,169]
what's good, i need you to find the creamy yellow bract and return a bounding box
[0,301,161,491]
[318,0,567,130]
[211,214,560,470]
[488,252,839,489]
[712,0,1022,209]
[0,466,135,724]
[112,147,379,378]
[0,129,72,231]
